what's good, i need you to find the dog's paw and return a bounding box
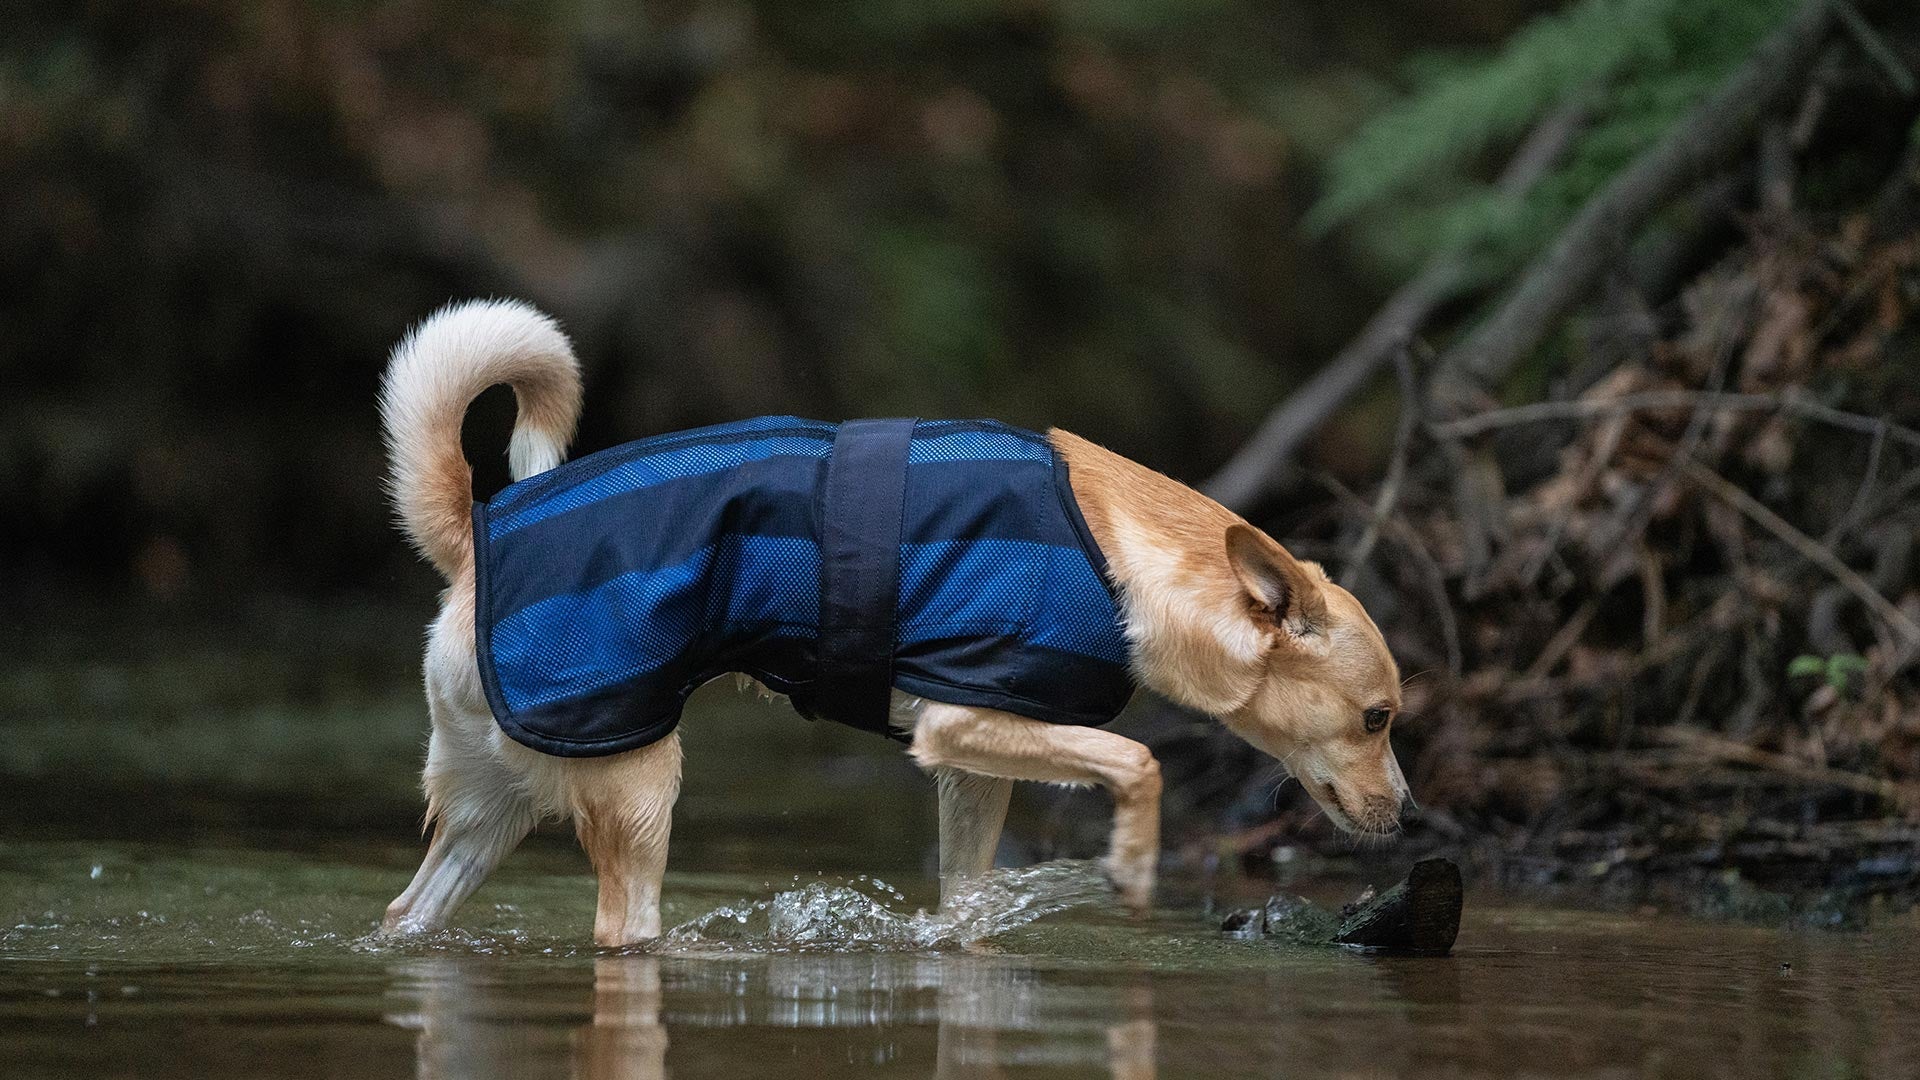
[1103,855,1155,915]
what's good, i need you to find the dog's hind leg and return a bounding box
[385,713,536,934]
[934,769,1013,904]
[569,731,683,947]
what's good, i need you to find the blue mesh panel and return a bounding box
[700,415,833,437]
[492,546,717,711]
[1032,546,1130,664]
[705,534,821,631]
[897,539,1039,638]
[897,538,1125,663]
[490,436,834,539]
[907,428,1052,465]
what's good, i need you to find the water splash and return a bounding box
[662,859,1113,952]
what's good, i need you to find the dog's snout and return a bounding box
[1360,792,1404,833]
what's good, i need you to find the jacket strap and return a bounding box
[814,417,917,733]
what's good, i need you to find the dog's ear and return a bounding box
[1224,523,1329,638]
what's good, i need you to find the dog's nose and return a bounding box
[1398,796,1421,826]
[1361,793,1403,831]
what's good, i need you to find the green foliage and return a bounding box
[866,225,1010,393]
[5,0,1591,589]
[1788,653,1869,695]
[1310,0,1799,281]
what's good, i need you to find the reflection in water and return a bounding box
[385,952,1156,1079]
[576,958,669,1080]
[386,957,578,1080]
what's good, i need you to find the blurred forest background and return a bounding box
[5,0,1516,599]
[5,0,1920,909]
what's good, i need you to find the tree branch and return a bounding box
[1429,387,1920,450]
[1679,458,1920,661]
[1203,104,1586,510]
[1434,0,1844,403]
[1340,340,1424,587]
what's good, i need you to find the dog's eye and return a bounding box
[1363,707,1391,734]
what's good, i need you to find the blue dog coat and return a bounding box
[473,417,1135,757]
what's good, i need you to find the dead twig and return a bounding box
[1429,388,1920,450]
[1637,545,1666,647]
[1652,726,1920,810]
[1315,474,1464,676]
[1828,415,1890,544]
[1678,458,1920,661]
[1341,340,1425,588]
[1834,0,1918,96]
[1514,409,1628,589]
[1591,318,1744,586]
[1524,599,1600,682]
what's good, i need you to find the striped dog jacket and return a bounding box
[473,417,1136,756]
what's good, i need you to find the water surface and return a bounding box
[10,832,1920,1078]
[4,631,1918,1077]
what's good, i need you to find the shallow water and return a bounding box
[6,634,1920,1077]
[7,837,1920,1079]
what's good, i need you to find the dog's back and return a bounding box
[471,416,1133,759]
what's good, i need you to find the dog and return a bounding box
[378,299,1409,946]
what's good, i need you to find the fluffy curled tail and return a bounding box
[379,299,583,580]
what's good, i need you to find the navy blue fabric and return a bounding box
[813,418,917,733]
[473,417,1136,757]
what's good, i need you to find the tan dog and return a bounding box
[378,301,1409,946]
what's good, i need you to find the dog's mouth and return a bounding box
[1295,774,1356,833]
[1298,775,1398,837]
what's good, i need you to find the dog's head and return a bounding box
[1209,523,1409,836]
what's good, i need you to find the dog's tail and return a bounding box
[379,299,582,580]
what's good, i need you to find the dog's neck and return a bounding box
[1052,429,1271,718]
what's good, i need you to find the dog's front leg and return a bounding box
[934,768,1014,903]
[910,701,1161,913]
[569,732,683,947]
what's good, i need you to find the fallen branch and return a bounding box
[1204,104,1586,510]
[1315,473,1464,675]
[1523,599,1599,681]
[1429,388,1920,449]
[1652,726,1919,809]
[1834,0,1918,96]
[1435,0,1844,400]
[1678,458,1920,658]
[1341,341,1425,587]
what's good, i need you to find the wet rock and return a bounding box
[1220,907,1264,937]
[1262,893,1341,946]
[1222,858,1463,956]
[1332,859,1462,955]
[1220,892,1345,942]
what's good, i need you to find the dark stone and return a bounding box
[1222,859,1464,956]
[1261,893,1340,945]
[1333,858,1463,956]
[1220,907,1264,936]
